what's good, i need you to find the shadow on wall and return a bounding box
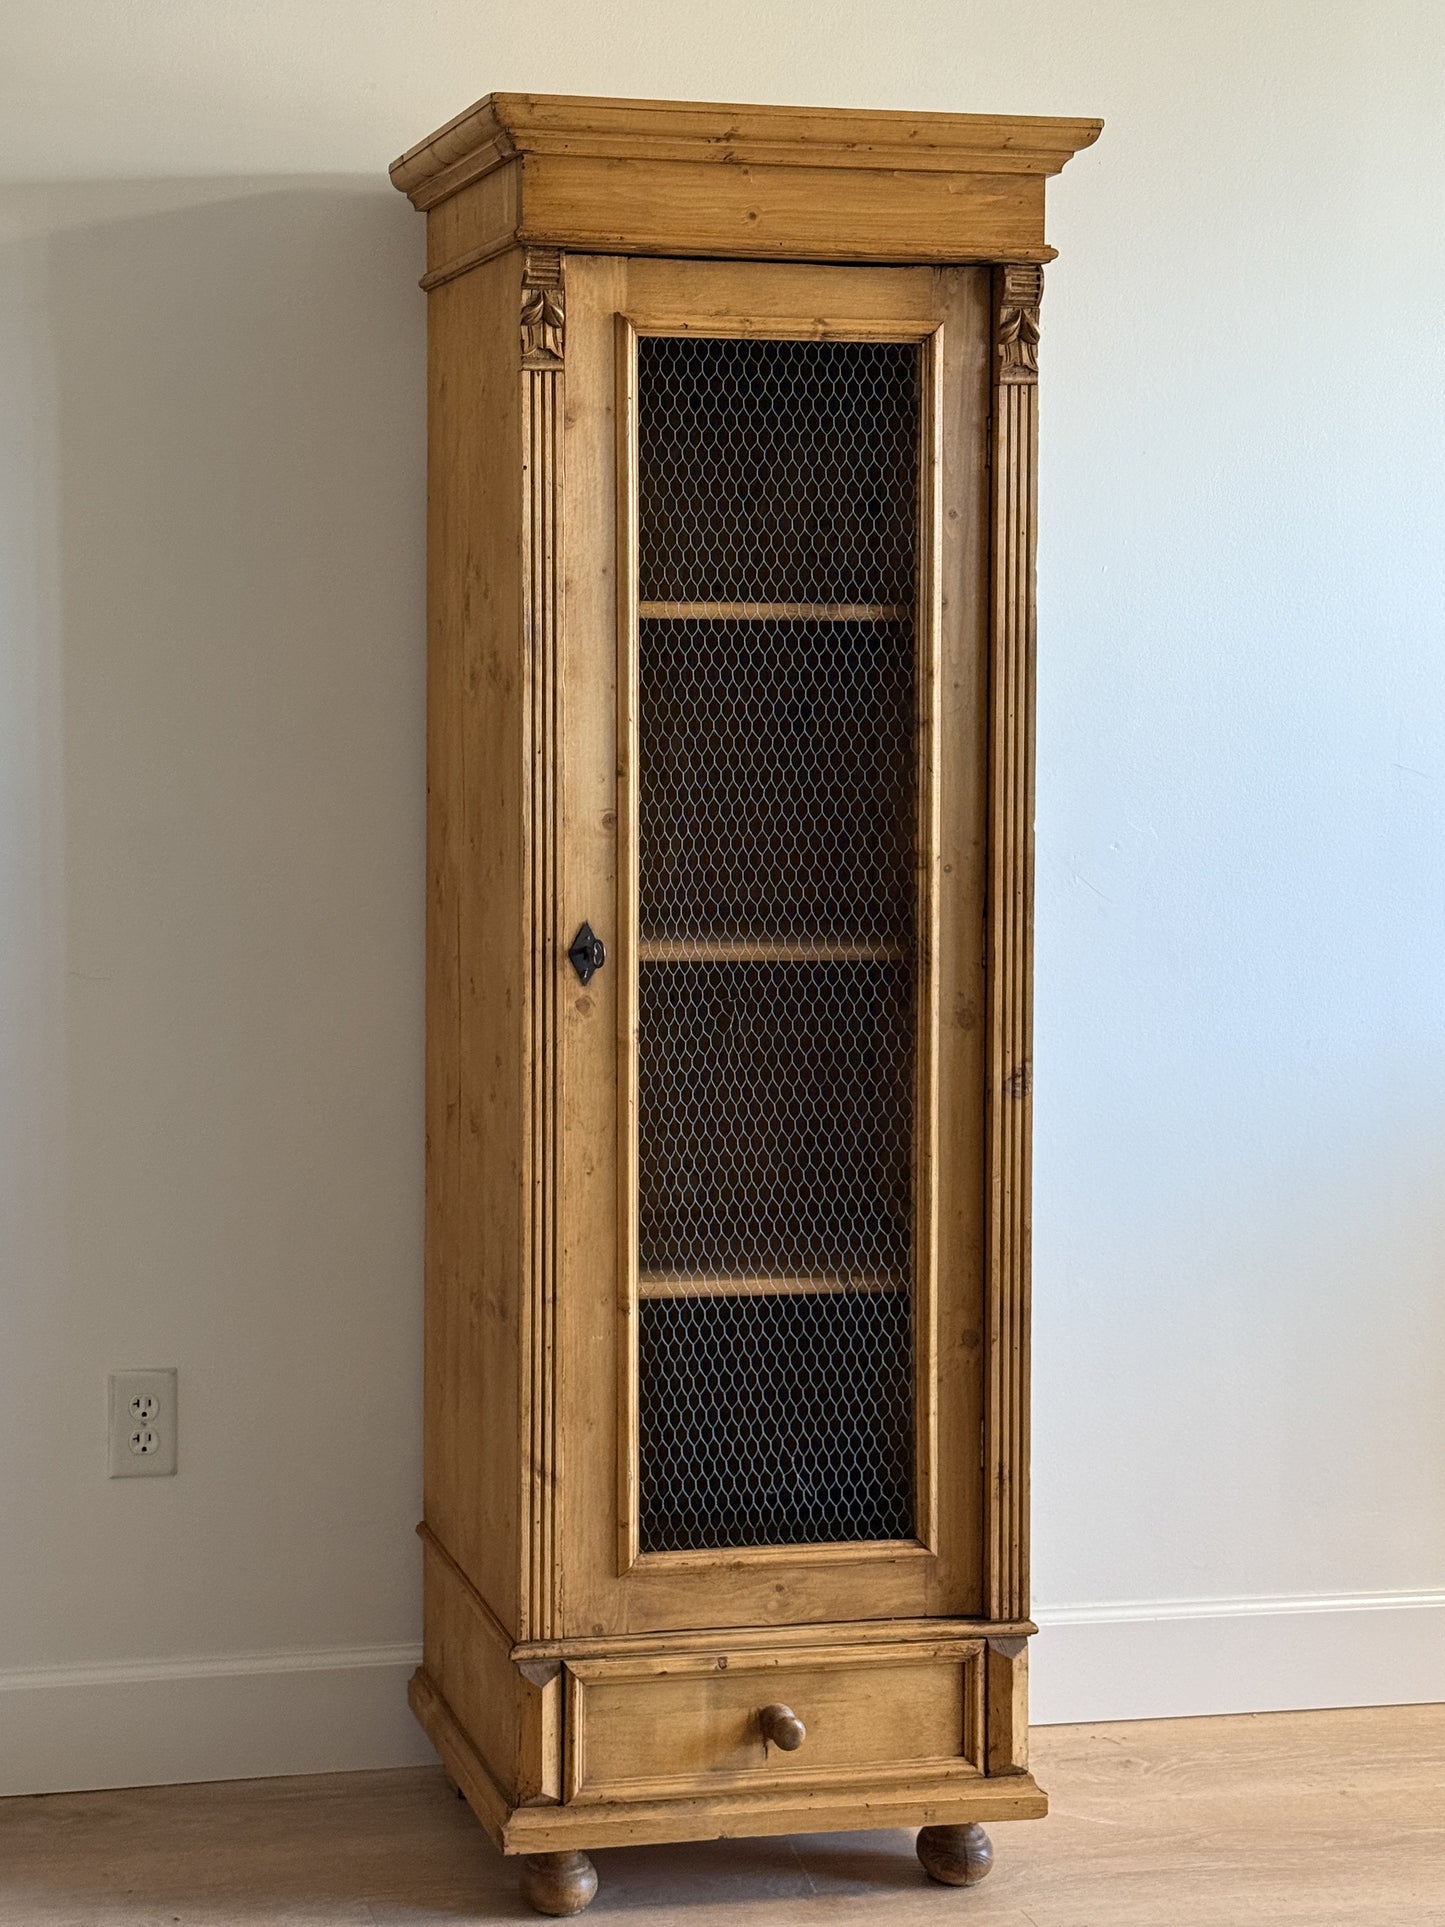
[0,177,429,1679]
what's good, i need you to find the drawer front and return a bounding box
[564,1640,984,1803]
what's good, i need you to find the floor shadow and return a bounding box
[594,1826,929,1911]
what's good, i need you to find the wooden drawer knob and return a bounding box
[759,1703,806,1752]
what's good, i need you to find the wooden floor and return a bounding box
[3,1705,1444,1925]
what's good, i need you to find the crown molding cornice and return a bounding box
[391,93,1101,270]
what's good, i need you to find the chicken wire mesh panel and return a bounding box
[637,335,920,606]
[639,1289,914,1551]
[639,617,916,945]
[633,330,923,1555]
[638,960,914,1281]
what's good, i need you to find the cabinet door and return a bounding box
[558,256,991,1637]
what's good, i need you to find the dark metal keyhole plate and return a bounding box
[568,922,606,985]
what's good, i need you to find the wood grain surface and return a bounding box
[391,94,1102,274]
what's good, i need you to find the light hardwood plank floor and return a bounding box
[2,1704,1443,1925]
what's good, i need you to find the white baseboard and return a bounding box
[1032,1588,1445,1726]
[6,1592,1444,1796]
[0,1643,431,1796]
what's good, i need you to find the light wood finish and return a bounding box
[510,1611,1036,1666]
[414,1656,1045,1854]
[612,275,947,1589]
[401,91,1097,1911]
[985,1635,1031,1775]
[391,94,1101,278]
[422,241,570,1657]
[566,254,987,1632]
[421,161,519,287]
[9,1708,1445,1923]
[927,258,994,1616]
[561,1640,984,1806]
[627,1541,933,1576]
[984,263,1043,1628]
[393,93,1104,204]
[611,287,644,1591]
[917,1821,995,1885]
[410,1667,512,1844]
[637,1273,904,1299]
[421,1530,562,1805]
[423,245,526,1637]
[913,314,945,1559]
[521,244,565,1649]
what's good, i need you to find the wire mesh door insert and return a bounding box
[631,332,927,1554]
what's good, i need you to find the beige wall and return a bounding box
[3,2,1444,1788]
[0,181,431,1786]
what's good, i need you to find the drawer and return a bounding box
[563,1639,984,1804]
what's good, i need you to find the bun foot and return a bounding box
[520,1850,599,1916]
[917,1823,994,1887]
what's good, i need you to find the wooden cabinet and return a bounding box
[391,93,1100,1915]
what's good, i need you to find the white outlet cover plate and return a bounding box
[108,1368,178,1477]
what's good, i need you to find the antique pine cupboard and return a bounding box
[390,94,1100,1917]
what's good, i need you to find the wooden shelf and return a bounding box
[638,936,907,963]
[639,1273,907,1300]
[639,600,909,623]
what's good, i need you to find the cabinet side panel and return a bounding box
[421,1536,561,1805]
[424,247,526,1634]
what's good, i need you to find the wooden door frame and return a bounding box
[552,255,993,1639]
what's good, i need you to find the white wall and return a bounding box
[2,2,1443,1791]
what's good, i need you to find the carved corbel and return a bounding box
[521,247,565,368]
[996,264,1043,384]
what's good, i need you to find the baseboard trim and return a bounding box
[7,1590,1444,1795]
[0,1642,430,1795]
[1032,1588,1445,1725]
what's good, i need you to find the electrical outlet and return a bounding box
[108,1369,177,1477]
